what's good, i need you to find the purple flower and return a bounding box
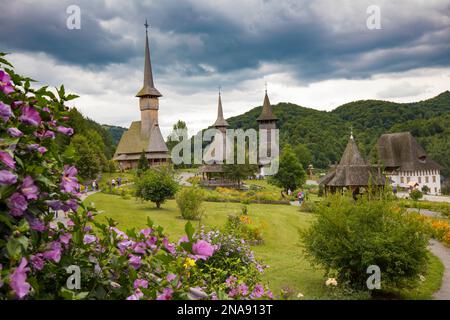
[65,198,79,212]
[128,255,141,269]
[60,165,79,194]
[21,176,38,200]
[30,254,45,271]
[133,279,149,289]
[43,130,55,139]
[19,106,41,126]
[118,240,135,253]
[29,217,46,232]
[43,242,62,263]
[163,238,176,255]
[27,144,46,154]
[225,276,237,287]
[7,128,23,137]
[0,170,18,185]
[10,258,31,299]
[0,102,13,122]
[0,70,14,95]
[7,193,28,217]
[46,200,63,211]
[156,287,173,300]
[178,235,189,245]
[83,234,97,245]
[11,101,23,109]
[126,289,143,300]
[192,240,215,260]
[56,126,74,136]
[59,233,72,245]
[37,146,47,154]
[250,284,264,298]
[0,151,15,169]
[133,242,147,254]
[140,228,153,237]
[266,290,274,299]
[166,273,177,282]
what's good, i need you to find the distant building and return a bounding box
[319,133,386,195]
[257,90,278,177]
[376,132,442,195]
[114,24,170,169]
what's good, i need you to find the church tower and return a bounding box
[257,88,278,176]
[137,20,162,137]
[113,21,170,169]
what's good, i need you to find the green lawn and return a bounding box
[85,193,444,299]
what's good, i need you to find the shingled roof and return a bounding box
[212,93,229,128]
[319,135,386,187]
[257,91,278,122]
[136,29,162,97]
[376,132,442,171]
[113,121,169,159]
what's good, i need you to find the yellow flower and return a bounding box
[183,258,196,269]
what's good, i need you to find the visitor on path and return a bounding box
[118,177,122,187]
[92,180,97,191]
[112,179,116,188]
[393,185,398,196]
[297,190,304,206]
[287,188,292,196]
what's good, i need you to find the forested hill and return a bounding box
[102,124,127,146]
[225,91,450,176]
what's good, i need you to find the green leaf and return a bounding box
[64,94,79,101]
[6,238,22,259]
[185,221,195,241]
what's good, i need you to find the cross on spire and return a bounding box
[265,81,268,94]
[144,19,149,33]
[350,125,354,139]
[218,85,222,96]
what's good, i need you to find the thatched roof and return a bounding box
[320,135,386,187]
[136,29,162,98]
[212,93,229,128]
[376,132,442,171]
[113,121,169,160]
[257,92,278,122]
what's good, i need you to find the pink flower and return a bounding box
[10,258,31,299]
[166,273,177,282]
[178,235,189,245]
[19,106,41,126]
[30,254,45,270]
[128,255,141,269]
[7,193,28,217]
[0,70,14,95]
[0,102,13,122]
[57,126,74,136]
[126,289,144,300]
[225,276,237,287]
[250,284,264,298]
[163,238,176,255]
[43,242,62,263]
[0,151,15,169]
[7,128,23,137]
[238,283,248,296]
[60,165,79,194]
[140,228,153,237]
[192,240,215,260]
[133,242,147,254]
[133,279,149,289]
[83,234,97,245]
[21,176,38,200]
[156,287,173,300]
[0,170,17,185]
[59,233,72,245]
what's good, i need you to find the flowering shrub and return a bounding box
[175,186,205,220]
[0,55,270,300]
[224,214,265,244]
[190,227,268,297]
[415,215,450,247]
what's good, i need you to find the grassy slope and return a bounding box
[85,193,443,299]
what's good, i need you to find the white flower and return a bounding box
[325,278,338,286]
[297,293,304,298]
[419,274,426,282]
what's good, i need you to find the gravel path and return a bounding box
[177,172,195,186]
[428,240,450,300]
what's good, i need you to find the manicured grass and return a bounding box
[85,193,444,299]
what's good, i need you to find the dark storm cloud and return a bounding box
[1,0,449,83]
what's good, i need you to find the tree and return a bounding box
[167,120,187,151]
[135,168,178,208]
[137,150,149,172]
[224,164,258,188]
[268,145,306,193]
[293,144,312,170]
[68,134,102,180]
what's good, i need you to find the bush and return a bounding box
[224,215,264,244]
[301,194,430,291]
[135,168,178,208]
[176,187,204,220]
[410,189,423,201]
[421,185,430,194]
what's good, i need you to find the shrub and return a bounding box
[421,185,430,194]
[301,194,430,291]
[176,187,205,220]
[224,215,264,244]
[410,189,423,201]
[135,168,178,208]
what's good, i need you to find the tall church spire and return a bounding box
[257,87,278,122]
[212,91,229,128]
[136,20,162,97]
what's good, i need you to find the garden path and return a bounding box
[428,240,450,300]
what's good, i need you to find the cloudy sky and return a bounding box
[1,0,449,136]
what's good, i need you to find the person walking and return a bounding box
[112,179,116,188]
[297,190,304,206]
[118,177,122,187]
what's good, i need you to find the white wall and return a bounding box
[388,169,441,195]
